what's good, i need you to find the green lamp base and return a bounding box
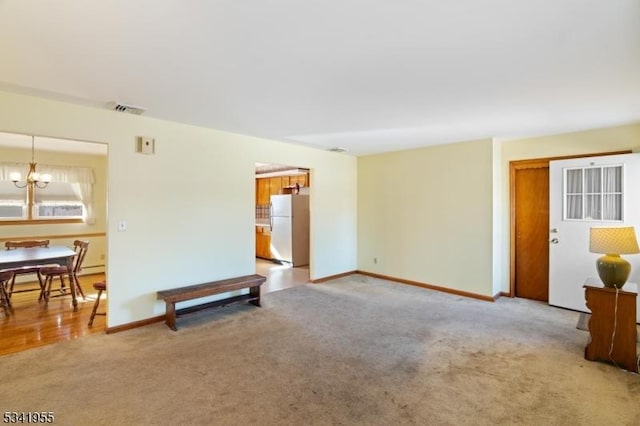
[596,254,631,289]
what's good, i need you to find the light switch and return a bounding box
[118,220,128,232]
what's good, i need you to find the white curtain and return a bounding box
[0,162,27,180]
[602,166,622,221]
[566,169,583,219]
[71,182,95,224]
[585,194,601,220]
[0,162,96,223]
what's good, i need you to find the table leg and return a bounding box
[66,256,78,311]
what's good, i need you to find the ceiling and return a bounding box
[1,1,638,156]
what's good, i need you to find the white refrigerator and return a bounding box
[270,194,309,266]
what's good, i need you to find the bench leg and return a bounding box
[249,285,261,307]
[165,301,177,331]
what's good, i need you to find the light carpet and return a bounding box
[1,274,639,425]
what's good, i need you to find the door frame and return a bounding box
[508,150,631,297]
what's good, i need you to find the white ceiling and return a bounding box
[0,1,638,156]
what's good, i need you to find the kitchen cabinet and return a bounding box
[256,178,271,205]
[269,177,283,196]
[281,174,308,188]
[288,174,308,187]
[256,226,271,259]
[256,174,310,206]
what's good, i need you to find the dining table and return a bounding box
[0,246,79,310]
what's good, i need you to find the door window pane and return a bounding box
[585,194,601,220]
[566,195,582,219]
[584,168,601,193]
[564,165,623,221]
[602,194,622,221]
[566,169,582,193]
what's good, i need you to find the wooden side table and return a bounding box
[583,283,638,372]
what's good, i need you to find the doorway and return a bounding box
[254,162,311,292]
[509,150,631,301]
[0,131,108,354]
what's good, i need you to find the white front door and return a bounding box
[549,153,640,319]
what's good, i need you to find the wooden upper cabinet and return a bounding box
[256,177,283,204]
[289,174,308,187]
[269,177,283,196]
[256,173,310,204]
[257,178,271,205]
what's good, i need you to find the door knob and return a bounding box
[550,238,559,244]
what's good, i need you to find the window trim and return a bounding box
[0,218,84,226]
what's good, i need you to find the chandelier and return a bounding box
[10,136,51,189]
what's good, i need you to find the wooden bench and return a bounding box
[157,274,266,331]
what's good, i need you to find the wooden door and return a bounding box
[510,151,631,301]
[549,154,640,313]
[514,166,549,301]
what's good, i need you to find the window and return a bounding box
[0,180,27,219]
[0,163,95,223]
[34,182,84,219]
[564,165,623,221]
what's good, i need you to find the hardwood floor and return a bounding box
[0,273,106,356]
[255,258,310,293]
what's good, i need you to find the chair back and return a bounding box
[0,270,14,282]
[72,240,90,275]
[5,240,50,250]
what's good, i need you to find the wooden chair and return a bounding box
[0,270,13,316]
[4,240,52,300]
[40,240,89,304]
[88,280,106,326]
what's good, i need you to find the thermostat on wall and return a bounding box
[135,136,155,154]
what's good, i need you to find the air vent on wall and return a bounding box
[328,147,347,152]
[110,102,147,115]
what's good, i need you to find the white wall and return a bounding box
[491,139,503,296]
[358,139,495,297]
[0,90,357,327]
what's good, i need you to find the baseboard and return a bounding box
[107,272,497,332]
[310,270,357,283]
[356,270,495,302]
[106,315,165,334]
[496,291,511,300]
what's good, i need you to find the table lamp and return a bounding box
[589,226,640,288]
